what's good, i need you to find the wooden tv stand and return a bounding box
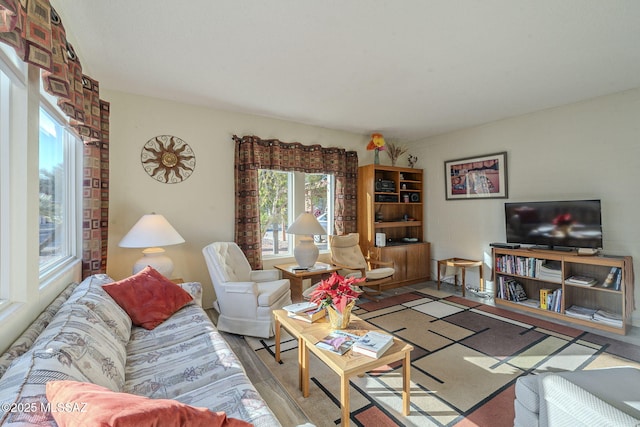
[492,247,633,335]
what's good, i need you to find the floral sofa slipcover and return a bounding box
[0,274,280,426]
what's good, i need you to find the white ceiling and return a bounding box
[52,0,640,142]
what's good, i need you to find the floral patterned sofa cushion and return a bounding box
[125,303,279,426]
[125,305,245,399]
[0,282,79,379]
[0,345,91,426]
[64,273,132,345]
[33,303,128,390]
[171,373,280,427]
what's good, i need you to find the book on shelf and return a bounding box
[539,289,552,310]
[564,306,623,327]
[614,268,622,291]
[565,305,597,320]
[538,261,562,283]
[601,267,619,288]
[593,309,623,327]
[352,331,394,359]
[537,288,561,312]
[497,277,527,302]
[315,330,359,355]
[565,275,597,286]
[518,299,540,309]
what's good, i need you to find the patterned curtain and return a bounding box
[233,135,358,269]
[0,0,110,278]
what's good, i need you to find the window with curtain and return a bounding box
[259,170,334,257]
[234,135,358,270]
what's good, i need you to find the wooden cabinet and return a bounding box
[357,164,430,287]
[492,247,633,335]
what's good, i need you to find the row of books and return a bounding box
[565,305,623,327]
[496,257,623,290]
[495,255,562,283]
[316,330,394,358]
[496,277,528,302]
[540,288,562,312]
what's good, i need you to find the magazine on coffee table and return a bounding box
[315,330,360,355]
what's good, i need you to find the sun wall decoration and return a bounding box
[141,135,196,183]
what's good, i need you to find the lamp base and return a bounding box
[293,237,319,269]
[132,247,174,277]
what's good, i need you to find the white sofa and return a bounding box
[0,274,281,426]
[514,367,640,426]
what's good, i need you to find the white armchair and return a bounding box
[202,242,291,338]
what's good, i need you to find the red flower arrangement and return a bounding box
[366,133,386,151]
[308,272,364,314]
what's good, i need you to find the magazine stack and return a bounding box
[593,309,623,328]
[537,261,562,283]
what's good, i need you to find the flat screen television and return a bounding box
[504,200,603,250]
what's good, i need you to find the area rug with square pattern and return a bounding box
[245,283,640,427]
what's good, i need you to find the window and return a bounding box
[38,105,80,277]
[259,170,334,257]
[0,43,26,304]
[306,173,332,248]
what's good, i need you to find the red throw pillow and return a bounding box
[46,380,252,427]
[102,266,193,330]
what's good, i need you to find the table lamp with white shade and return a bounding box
[118,213,185,277]
[286,212,327,268]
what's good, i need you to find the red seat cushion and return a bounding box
[46,380,251,427]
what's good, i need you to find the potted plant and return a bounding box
[308,272,364,329]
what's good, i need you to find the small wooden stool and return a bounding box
[437,258,484,297]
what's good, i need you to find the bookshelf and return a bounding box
[492,247,633,334]
[357,165,430,287]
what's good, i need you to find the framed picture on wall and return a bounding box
[444,152,508,200]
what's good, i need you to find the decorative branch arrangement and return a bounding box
[385,142,407,166]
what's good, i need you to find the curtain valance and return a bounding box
[0,0,108,144]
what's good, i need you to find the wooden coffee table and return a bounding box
[273,309,413,426]
[274,262,340,302]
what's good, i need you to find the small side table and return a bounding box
[274,262,340,302]
[437,258,484,297]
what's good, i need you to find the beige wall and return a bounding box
[104,90,372,308]
[105,88,640,322]
[408,88,640,324]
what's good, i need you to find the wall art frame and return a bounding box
[444,151,508,200]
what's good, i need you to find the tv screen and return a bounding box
[505,200,603,249]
